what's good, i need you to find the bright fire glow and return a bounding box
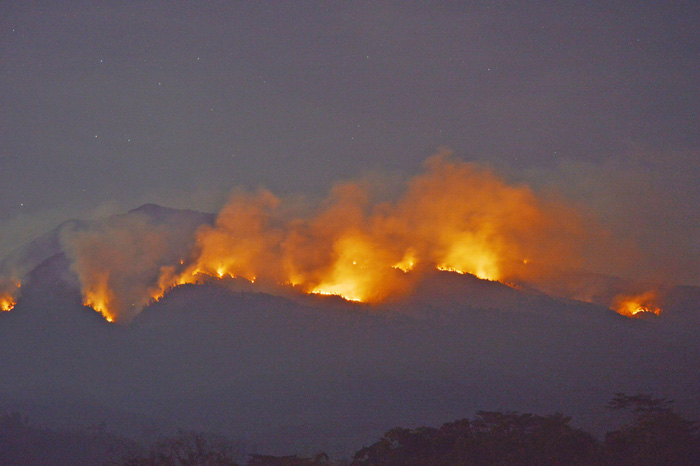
[0,281,21,312]
[61,153,600,323]
[83,278,116,322]
[436,234,501,280]
[311,287,362,302]
[392,249,416,273]
[305,234,407,302]
[0,296,16,312]
[613,291,662,318]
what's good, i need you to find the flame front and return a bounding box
[60,153,641,323]
[0,280,21,312]
[392,249,416,273]
[613,291,662,317]
[85,293,114,322]
[0,295,16,312]
[155,153,586,310]
[436,234,500,281]
[309,234,404,302]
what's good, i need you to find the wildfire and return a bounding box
[311,287,363,302]
[435,236,501,281]
[83,279,116,322]
[436,264,496,281]
[392,249,416,273]
[0,296,16,312]
[0,280,21,312]
[61,153,610,323]
[613,291,662,318]
[2,152,676,325]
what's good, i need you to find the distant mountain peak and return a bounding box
[129,203,183,216]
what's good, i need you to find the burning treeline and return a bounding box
[1,154,662,322]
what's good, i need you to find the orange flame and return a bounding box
[62,213,201,323]
[0,295,16,312]
[0,280,21,312]
[62,153,614,322]
[613,291,662,318]
[82,275,116,322]
[392,249,416,273]
[307,233,407,302]
[152,153,587,308]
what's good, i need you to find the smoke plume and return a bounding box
[4,153,667,323]
[60,209,205,322]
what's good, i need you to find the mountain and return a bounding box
[1,204,699,458]
[0,203,215,285]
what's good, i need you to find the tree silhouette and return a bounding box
[604,393,700,466]
[349,411,597,466]
[5,394,700,466]
[247,452,332,466]
[108,430,240,466]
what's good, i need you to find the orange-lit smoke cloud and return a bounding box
[613,290,662,317]
[166,153,590,309]
[56,153,654,323]
[61,211,202,323]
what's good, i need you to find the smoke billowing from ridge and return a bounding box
[1,153,664,322]
[157,153,594,309]
[59,208,209,322]
[61,215,178,322]
[68,154,594,322]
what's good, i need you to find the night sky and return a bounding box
[1,2,699,284]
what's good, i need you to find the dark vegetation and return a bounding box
[1,394,698,466]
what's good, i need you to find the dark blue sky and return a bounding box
[1,1,699,284]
